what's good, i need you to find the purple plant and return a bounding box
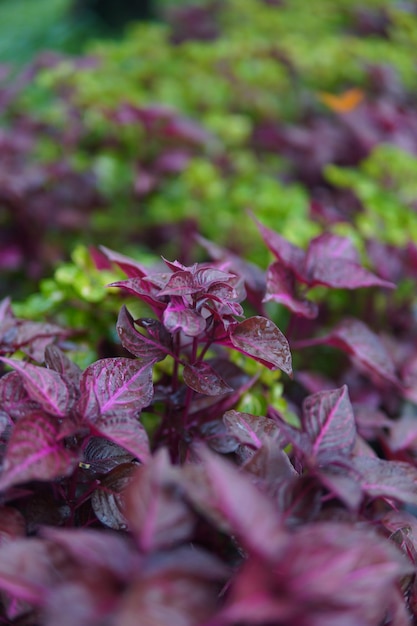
[1,231,417,624]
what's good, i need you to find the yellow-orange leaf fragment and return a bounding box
[318,88,364,113]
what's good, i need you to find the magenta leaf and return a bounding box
[223,522,411,626]
[44,344,82,389]
[0,357,69,417]
[264,262,318,318]
[109,277,166,314]
[302,385,356,462]
[124,449,194,552]
[229,316,292,375]
[116,305,170,365]
[255,218,306,280]
[255,226,395,292]
[0,371,39,421]
[0,538,67,606]
[323,318,400,386]
[223,410,282,450]
[99,245,148,278]
[92,412,150,463]
[352,456,417,505]
[42,527,139,581]
[183,447,286,559]
[304,233,396,289]
[163,299,206,336]
[0,413,79,491]
[117,547,225,626]
[317,467,363,510]
[183,361,233,396]
[78,357,154,420]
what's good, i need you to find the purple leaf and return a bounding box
[223,410,282,450]
[116,305,170,365]
[117,549,224,626]
[316,467,363,510]
[0,358,69,417]
[223,522,411,626]
[44,344,82,406]
[92,412,150,463]
[109,277,166,314]
[305,233,395,289]
[44,344,82,389]
[183,361,232,396]
[229,316,292,375]
[82,436,134,474]
[78,357,154,420]
[0,413,79,491]
[0,506,26,546]
[352,455,417,505]
[158,270,197,296]
[182,447,286,559]
[99,245,148,278]
[386,414,417,453]
[163,299,206,336]
[91,462,136,530]
[41,527,139,581]
[327,318,400,385]
[124,449,194,552]
[302,385,356,462]
[264,262,318,318]
[12,320,71,362]
[255,218,306,280]
[0,538,67,606]
[0,371,39,421]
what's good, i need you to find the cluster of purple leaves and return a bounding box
[2,223,417,624]
[0,55,212,298]
[0,54,103,295]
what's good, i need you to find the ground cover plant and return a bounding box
[2,0,417,624]
[1,217,417,624]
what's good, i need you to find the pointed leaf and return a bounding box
[92,412,150,463]
[109,277,166,313]
[163,300,206,336]
[264,262,318,318]
[0,371,39,421]
[99,245,148,278]
[183,362,233,396]
[118,552,222,626]
[182,447,286,559]
[305,234,395,289]
[255,219,306,280]
[223,410,282,449]
[0,413,79,491]
[0,538,67,606]
[0,358,69,417]
[124,449,194,552]
[229,316,292,375]
[353,456,417,505]
[91,462,135,530]
[44,345,82,389]
[82,436,134,474]
[42,527,139,580]
[302,385,356,462]
[78,357,154,420]
[116,305,170,365]
[323,319,400,386]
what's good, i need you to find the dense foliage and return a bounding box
[1,0,417,624]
